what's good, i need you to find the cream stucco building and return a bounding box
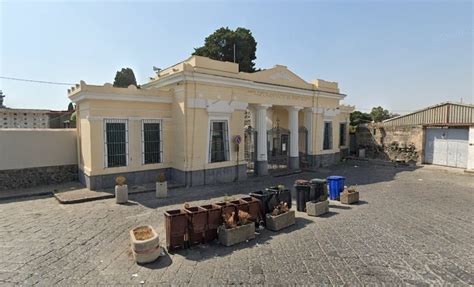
[68,56,354,190]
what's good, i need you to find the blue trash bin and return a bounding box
[326,176,346,200]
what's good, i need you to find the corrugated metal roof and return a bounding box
[383,102,474,126]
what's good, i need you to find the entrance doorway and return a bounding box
[267,126,290,171]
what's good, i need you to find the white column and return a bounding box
[287,106,302,169]
[254,104,271,175]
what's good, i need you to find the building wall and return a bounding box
[0,129,77,170]
[356,124,424,162]
[0,129,78,190]
[0,109,50,129]
[69,57,354,189]
[77,99,174,177]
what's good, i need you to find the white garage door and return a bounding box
[424,127,469,168]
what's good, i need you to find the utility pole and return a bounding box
[233,43,236,63]
[0,90,5,108]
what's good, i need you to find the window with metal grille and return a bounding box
[323,121,333,150]
[209,120,229,163]
[104,119,128,168]
[142,119,163,164]
[339,123,347,146]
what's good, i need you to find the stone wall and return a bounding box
[0,165,78,191]
[355,124,424,162]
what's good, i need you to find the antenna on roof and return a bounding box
[153,66,161,73]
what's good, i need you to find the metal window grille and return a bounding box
[209,120,229,163]
[339,123,347,146]
[142,119,163,164]
[104,119,128,168]
[323,121,333,150]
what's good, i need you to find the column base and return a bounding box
[255,160,268,176]
[288,157,299,169]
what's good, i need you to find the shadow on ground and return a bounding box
[140,250,173,270]
[171,217,313,262]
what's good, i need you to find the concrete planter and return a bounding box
[307,200,329,217]
[115,185,128,204]
[340,191,359,204]
[130,226,161,264]
[265,210,295,231]
[218,223,255,247]
[156,181,167,198]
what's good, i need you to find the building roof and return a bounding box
[383,102,474,126]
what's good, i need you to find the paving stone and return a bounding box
[0,162,472,285]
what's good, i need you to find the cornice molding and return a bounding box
[70,92,173,104]
[146,71,346,100]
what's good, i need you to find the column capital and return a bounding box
[251,104,272,111]
[286,106,303,112]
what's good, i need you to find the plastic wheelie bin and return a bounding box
[309,178,328,202]
[326,176,346,200]
[294,180,311,212]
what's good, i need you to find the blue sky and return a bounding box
[0,1,472,113]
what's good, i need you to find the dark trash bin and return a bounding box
[249,190,274,215]
[266,186,292,209]
[309,178,328,202]
[294,180,311,212]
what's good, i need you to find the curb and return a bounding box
[53,192,114,204]
[0,191,53,202]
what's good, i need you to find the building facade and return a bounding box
[69,56,354,190]
[0,108,51,129]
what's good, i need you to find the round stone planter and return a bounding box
[130,225,161,264]
[115,185,128,204]
[156,181,168,198]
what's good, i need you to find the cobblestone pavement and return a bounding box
[0,162,473,286]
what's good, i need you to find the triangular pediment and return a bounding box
[245,65,311,89]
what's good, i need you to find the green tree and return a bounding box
[113,68,138,88]
[350,111,372,126]
[193,27,257,72]
[370,106,391,122]
[67,102,74,111]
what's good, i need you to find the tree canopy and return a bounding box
[350,106,399,126]
[193,27,257,72]
[370,106,391,122]
[113,68,138,88]
[350,111,372,126]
